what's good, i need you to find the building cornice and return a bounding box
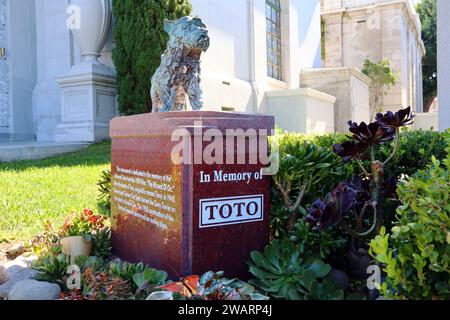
[266,88,337,104]
[301,67,372,85]
[321,0,426,57]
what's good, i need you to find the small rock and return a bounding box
[0,268,37,298]
[8,280,61,300]
[0,266,6,285]
[2,255,37,279]
[0,255,38,298]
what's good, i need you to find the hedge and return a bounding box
[112,0,192,115]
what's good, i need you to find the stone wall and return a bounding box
[321,0,425,114]
[414,112,439,131]
[265,88,335,134]
[300,67,370,132]
[321,0,420,11]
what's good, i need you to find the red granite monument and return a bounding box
[110,111,274,279]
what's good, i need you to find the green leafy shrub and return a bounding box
[381,129,447,178]
[248,240,344,300]
[370,138,450,300]
[97,169,112,217]
[290,219,346,260]
[112,0,192,115]
[271,133,351,237]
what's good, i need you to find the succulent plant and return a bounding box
[314,107,415,241]
[348,121,395,146]
[376,106,415,129]
[248,240,344,300]
[133,268,168,298]
[306,183,357,231]
[333,141,368,163]
[196,271,269,300]
[91,228,112,258]
[155,272,268,300]
[82,268,132,300]
[32,253,71,289]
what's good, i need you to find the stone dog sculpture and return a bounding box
[151,16,210,112]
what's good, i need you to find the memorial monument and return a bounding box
[110,17,275,279]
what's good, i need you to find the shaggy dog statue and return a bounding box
[151,16,210,112]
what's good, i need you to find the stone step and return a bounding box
[0,141,91,162]
[0,133,36,142]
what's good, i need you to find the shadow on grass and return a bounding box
[0,141,111,171]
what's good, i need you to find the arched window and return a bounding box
[266,0,282,80]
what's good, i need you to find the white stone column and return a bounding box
[438,0,449,131]
[55,0,117,143]
[0,0,10,134]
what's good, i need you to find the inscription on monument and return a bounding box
[112,166,178,231]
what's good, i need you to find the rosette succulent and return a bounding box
[248,240,344,300]
[311,107,414,240]
[376,106,415,129]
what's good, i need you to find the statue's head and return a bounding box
[164,16,210,52]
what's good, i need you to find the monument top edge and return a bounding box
[110,111,275,138]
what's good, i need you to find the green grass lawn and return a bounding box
[0,142,111,241]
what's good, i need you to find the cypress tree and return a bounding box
[112,0,192,115]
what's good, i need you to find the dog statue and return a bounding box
[151,16,210,113]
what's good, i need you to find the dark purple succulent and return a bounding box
[306,183,357,230]
[347,176,371,204]
[382,176,399,199]
[333,141,368,162]
[376,106,415,129]
[348,121,395,146]
[306,199,326,226]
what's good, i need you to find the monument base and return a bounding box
[110,111,274,279]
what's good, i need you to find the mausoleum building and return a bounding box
[321,0,426,114]
[0,0,428,147]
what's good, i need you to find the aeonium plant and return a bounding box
[306,107,414,241]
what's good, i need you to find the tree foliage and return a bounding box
[416,0,437,110]
[112,0,192,115]
[361,59,398,118]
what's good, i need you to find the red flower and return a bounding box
[83,209,94,216]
